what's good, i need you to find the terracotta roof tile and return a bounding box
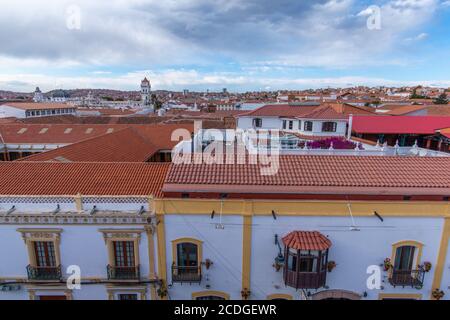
[19,127,158,162]
[0,162,170,197]
[240,104,319,117]
[164,155,450,196]
[282,231,331,250]
[3,102,73,110]
[0,124,129,144]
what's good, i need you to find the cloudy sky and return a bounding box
[1,0,450,92]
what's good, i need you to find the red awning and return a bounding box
[282,231,331,251]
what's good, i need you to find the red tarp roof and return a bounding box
[352,116,450,134]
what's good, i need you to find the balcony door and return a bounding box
[34,241,56,267]
[394,246,415,272]
[113,241,135,267]
[177,242,198,269]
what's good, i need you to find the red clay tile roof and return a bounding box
[240,103,373,120]
[240,104,319,117]
[300,104,348,120]
[15,123,194,162]
[282,231,332,250]
[352,115,450,134]
[18,127,158,162]
[383,105,428,115]
[0,124,129,144]
[163,155,450,196]
[0,123,193,147]
[3,102,73,110]
[0,162,170,197]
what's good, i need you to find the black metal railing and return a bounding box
[27,265,62,281]
[389,267,425,289]
[107,265,140,280]
[171,264,202,283]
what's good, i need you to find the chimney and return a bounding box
[347,114,353,140]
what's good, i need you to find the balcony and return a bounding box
[107,265,140,280]
[171,264,202,284]
[284,269,327,290]
[27,265,62,281]
[281,231,332,290]
[389,268,425,289]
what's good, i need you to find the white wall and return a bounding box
[164,214,244,300]
[250,215,443,300]
[161,213,445,300]
[0,105,26,118]
[237,116,348,137]
[0,224,153,300]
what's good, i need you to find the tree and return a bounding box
[433,93,448,105]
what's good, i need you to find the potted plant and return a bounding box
[422,261,432,272]
[383,258,393,271]
[204,259,213,270]
[432,288,444,300]
[157,282,168,299]
[241,288,251,300]
[327,261,337,272]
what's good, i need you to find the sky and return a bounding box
[0,0,450,92]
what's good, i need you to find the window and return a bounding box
[282,120,294,130]
[192,291,230,300]
[17,229,62,281]
[34,241,56,267]
[304,121,313,132]
[389,241,424,288]
[322,122,337,132]
[252,118,262,128]
[100,229,143,280]
[267,294,293,300]
[172,238,203,283]
[118,294,138,300]
[107,288,147,300]
[177,242,198,268]
[196,295,226,300]
[113,241,135,267]
[394,246,416,272]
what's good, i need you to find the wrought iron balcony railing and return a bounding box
[171,264,202,283]
[27,265,62,281]
[107,265,140,280]
[389,267,425,289]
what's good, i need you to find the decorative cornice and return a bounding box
[1,213,150,226]
[99,228,145,244]
[17,228,63,243]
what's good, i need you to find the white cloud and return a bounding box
[2,70,450,92]
[404,32,428,41]
[0,0,441,70]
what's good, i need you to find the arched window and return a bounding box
[266,294,293,300]
[192,291,230,300]
[389,241,424,288]
[171,238,202,283]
